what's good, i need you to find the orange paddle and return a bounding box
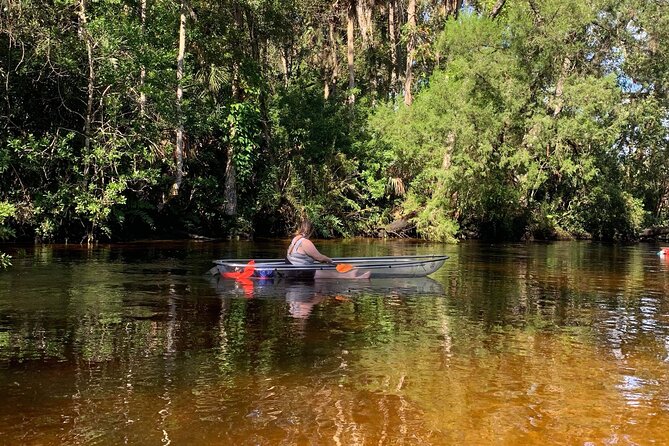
[238,260,256,279]
[222,260,256,279]
[335,263,353,273]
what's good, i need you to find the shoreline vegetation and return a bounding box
[1,0,668,259]
[2,223,669,271]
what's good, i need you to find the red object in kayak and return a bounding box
[238,260,256,279]
[222,260,255,279]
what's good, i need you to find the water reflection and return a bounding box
[209,274,448,328]
[284,284,326,319]
[210,274,445,302]
[1,241,669,444]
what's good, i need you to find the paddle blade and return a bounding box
[238,260,256,279]
[222,260,256,279]
[336,263,353,273]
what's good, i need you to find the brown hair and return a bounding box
[295,218,314,238]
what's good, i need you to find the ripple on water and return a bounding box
[617,374,659,408]
[3,241,669,445]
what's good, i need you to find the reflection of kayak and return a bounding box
[211,255,449,279]
[209,275,447,299]
[209,275,446,319]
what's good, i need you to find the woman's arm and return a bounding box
[301,239,333,264]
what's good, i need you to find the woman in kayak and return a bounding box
[286,218,334,265]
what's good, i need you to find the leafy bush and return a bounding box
[0,202,15,269]
[261,77,392,237]
[0,202,15,239]
[571,185,645,241]
[528,203,573,240]
[0,253,11,270]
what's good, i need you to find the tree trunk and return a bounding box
[76,0,96,241]
[404,0,416,106]
[139,0,146,115]
[347,0,356,104]
[224,143,237,216]
[281,47,290,87]
[224,4,244,216]
[324,8,340,99]
[388,0,398,95]
[171,1,186,197]
[489,0,506,19]
[553,55,572,117]
[356,0,373,49]
[442,132,455,170]
[77,0,94,172]
[441,0,462,19]
[356,0,375,99]
[224,60,239,216]
[323,40,331,100]
[256,35,271,180]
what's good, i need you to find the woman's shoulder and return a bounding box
[299,237,315,246]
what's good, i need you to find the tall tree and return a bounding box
[489,0,506,19]
[223,3,246,217]
[139,0,147,115]
[76,0,95,179]
[171,0,187,198]
[347,0,357,104]
[403,0,416,105]
[444,0,462,18]
[324,3,341,99]
[388,0,399,95]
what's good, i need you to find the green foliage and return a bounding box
[2,128,156,241]
[527,202,572,240]
[0,202,15,240]
[409,194,460,243]
[1,0,667,242]
[369,3,656,242]
[225,101,261,191]
[0,201,15,269]
[372,15,529,239]
[569,185,645,241]
[0,253,11,270]
[261,78,391,237]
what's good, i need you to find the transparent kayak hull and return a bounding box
[212,254,449,279]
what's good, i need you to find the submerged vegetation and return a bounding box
[0,0,668,246]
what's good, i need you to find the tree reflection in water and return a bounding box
[1,241,669,444]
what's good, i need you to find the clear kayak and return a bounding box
[211,254,449,279]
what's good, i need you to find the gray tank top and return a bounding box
[286,237,315,265]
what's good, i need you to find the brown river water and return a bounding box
[1,240,669,445]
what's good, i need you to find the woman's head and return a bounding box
[296,218,314,237]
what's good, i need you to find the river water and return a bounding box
[1,240,668,445]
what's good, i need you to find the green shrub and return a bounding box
[0,201,15,270]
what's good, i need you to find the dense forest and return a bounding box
[1,0,668,255]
